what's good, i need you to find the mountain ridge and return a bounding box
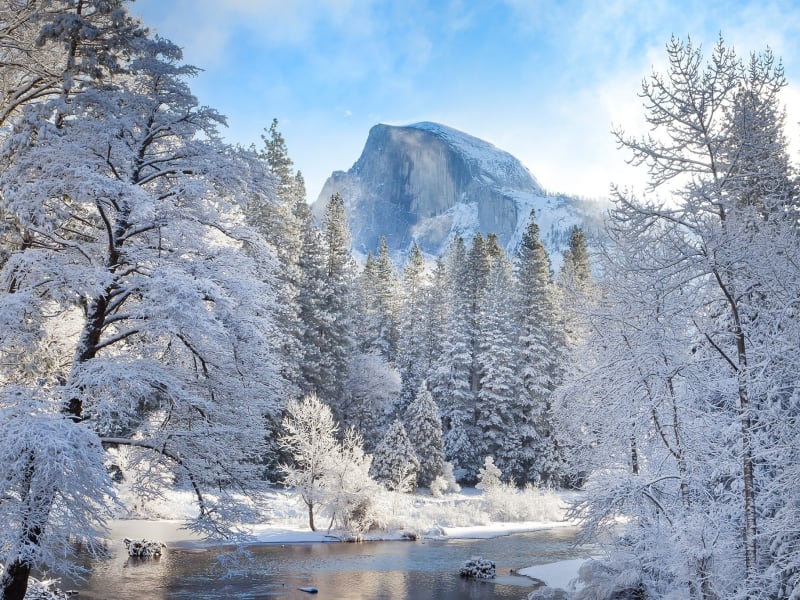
[313,122,604,267]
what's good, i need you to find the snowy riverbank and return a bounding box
[115,484,578,545]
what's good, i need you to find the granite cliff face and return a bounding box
[313,122,602,264]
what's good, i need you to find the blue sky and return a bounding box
[132,0,800,202]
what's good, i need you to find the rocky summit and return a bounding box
[313,122,603,265]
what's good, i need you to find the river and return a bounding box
[55,522,592,599]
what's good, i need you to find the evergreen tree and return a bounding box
[258,118,294,198]
[423,257,449,376]
[370,419,420,491]
[296,219,330,398]
[476,248,521,476]
[358,251,379,350]
[559,226,591,289]
[465,233,491,394]
[247,118,305,398]
[430,235,478,482]
[397,242,430,407]
[357,237,400,363]
[319,192,357,417]
[404,380,444,487]
[514,210,565,484]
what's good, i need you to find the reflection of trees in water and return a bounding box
[61,529,587,599]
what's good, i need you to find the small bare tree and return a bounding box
[280,394,339,532]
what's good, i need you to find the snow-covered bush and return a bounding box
[321,426,384,540]
[460,556,496,579]
[475,457,565,522]
[429,462,461,498]
[344,352,401,450]
[476,456,502,491]
[123,538,166,558]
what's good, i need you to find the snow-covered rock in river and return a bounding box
[123,537,166,558]
[314,122,605,266]
[459,556,496,579]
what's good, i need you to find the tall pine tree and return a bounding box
[397,242,431,408]
[514,210,565,484]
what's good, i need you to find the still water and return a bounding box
[57,523,591,600]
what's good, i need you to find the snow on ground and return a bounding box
[519,558,588,591]
[112,482,577,547]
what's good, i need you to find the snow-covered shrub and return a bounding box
[123,538,166,558]
[476,456,502,491]
[321,427,384,540]
[22,578,71,600]
[429,476,448,498]
[475,457,566,522]
[345,352,401,450]
[429,462,461,498]
[485,482,566,522]
[460,556,496,579]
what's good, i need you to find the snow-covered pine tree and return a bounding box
[370,419,420,491]
[430,235,478,482]
[514,210,565,485]
[297,213,331,399]
[396,242,431,407]
[357,237,400,363]
[422,256,449,379]
[320,193,357,416]
[465,233,491,395]
[476,247,522,477]
[404,380,444,487]
[248,118,305,395]
[557,225,594,354]
[0,26,281,599]
[374,236,400,361]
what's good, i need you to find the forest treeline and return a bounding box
[256,115,591,487]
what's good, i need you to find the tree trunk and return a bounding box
[308,503,316,532]
[0,560,31,600]
[720,272,757,578]
[2,453,48,600]
[739,376,757,578]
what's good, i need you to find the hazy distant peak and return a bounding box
[314,122,602,265]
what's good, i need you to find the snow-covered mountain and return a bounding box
[313,122,605,266]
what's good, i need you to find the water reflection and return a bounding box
[56,526,592,599]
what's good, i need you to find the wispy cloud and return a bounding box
[134,0,800,201]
